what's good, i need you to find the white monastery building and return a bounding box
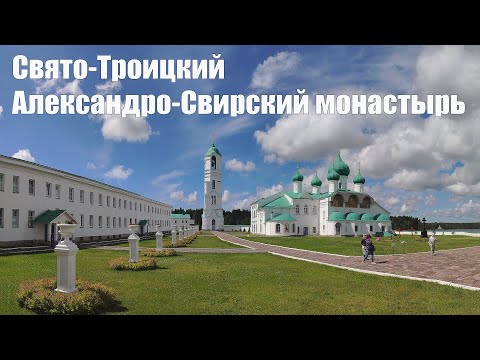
[202,143,224,231]
[250,153,392,237]
[171,213,195,227]
[0,154,172,247]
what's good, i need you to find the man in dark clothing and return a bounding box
[363,235,376,264]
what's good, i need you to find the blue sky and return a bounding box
[1,45,480,222]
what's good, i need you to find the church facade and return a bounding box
[250,153,392,237]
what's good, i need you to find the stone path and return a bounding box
[96,246,264,254]
[213,231,480,291]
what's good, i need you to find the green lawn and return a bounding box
[233,233,480,256]
[2,248,480,314]
[119,235,242,249]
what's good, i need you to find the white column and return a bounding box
[155,225,163,251]
[54,224,78,294]
[171,228,177,245]
[128,224,140,263]
[179,228,184,241]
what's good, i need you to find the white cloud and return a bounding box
[104,165,133,180]
[35,78,61,94]
[250,51,301,90]
[224,184,285,210]
[152,170,186,186]
[95,80,122,95]
[170,190,197,204]
[12,149,35,162]
[86,162,105,170]
[225,159,256,172]
[222,189,231,202]
[56,79,83,96]
[385,196,401,206]
[0,105,3,116]
[99,110,152,143]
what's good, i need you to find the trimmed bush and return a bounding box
[141,249,177,257]
[109,258,157,271]
[17,278,118,315]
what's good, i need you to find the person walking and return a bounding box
[428,232,437,255]
[365,235,376,264]
[361,235,367,262]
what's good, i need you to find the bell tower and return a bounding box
[202,142,224,231]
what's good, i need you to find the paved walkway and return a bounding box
[213,232,480,291]
[96,246,264,254]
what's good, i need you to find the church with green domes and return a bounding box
[250,153,392,237]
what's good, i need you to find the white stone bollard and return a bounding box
[179,229,184,241]
[155,225,163,251]
[55,223,78,293]
[128,224,140,263]
[171,229,177,245]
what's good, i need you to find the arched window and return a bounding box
[304,205,308,214]
[212,219,216,230]
[275,224,281,233]
[213,195,216,205]
[212,180,216,189]
[313,205,317,215]
[292,223,295,232]
[346,195,359,208]
[361,197,371,209]
[211,196,214,205]
[332,194,344,207]
[211,156,217,169]
[285,224,289,232]
[295,205,300,214]
[339,182,342,189]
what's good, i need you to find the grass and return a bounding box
[119,235,243,249]
[1,248,480,314]
[233,233,480,256]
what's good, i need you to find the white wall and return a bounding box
[0,158,172,243]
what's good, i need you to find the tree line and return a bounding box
[173,208,251,227]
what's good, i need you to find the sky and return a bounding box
[1,45,480,222]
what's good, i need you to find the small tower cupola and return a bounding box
[353,168,365,193]
[311,172,322,194]
[327,164,340,193]
[333,152,350,190]
[292,168,304,193]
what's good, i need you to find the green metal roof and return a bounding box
[345,212,360,220]
[292,169,304,182]
[171,214,191,219]
[284,191,310,199]
[310,192,332,199]
[329,211,346,221]
[333,153,350,176]
[264,196,293,208]
[138,219,148,226]
[204,142,221,157]
[375,213,390,221]
[266,213,297,222]
[32,209,67,224]
[353,170,365,184]
[327,168,340,181]
[360,213,375,221]
[311,173,322,187]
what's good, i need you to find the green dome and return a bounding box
[292,169,304,182]
[311,173,322,187]
[375,213,390,221]
[327,168,340,181]
[329,211,346,221]
[333,153,350,176]
[353,170,365,184]
[360,213,374,221]
[204,142,222,157]
[345,212,360,220]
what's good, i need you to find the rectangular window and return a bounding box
[99,193,103,206]
[113,197,116,208]
[107,196,110,207]
[148,205,150,213]
[118,217,121,228]
[29,179,35,195]
[46,182,52,197]
[313,227,316,233]
[13,176,19,193]
[99,216,103,228]
[55,184,60,199]
[107,216,110,228]
[323,225,325,230]
[113,217,116,228]
[124,200,127,209]
[124,218,127,228]
[12,209,19,228]
[89,215,93,228]
[80,190,85,203]
[0,208,3,228]
[355,225,358,232]
[0,173,4,191]
[212,180,215,189]
[135,203,137,211]
[90,191,94,205]
[28,210,35,228]
[80,215,84,228]
[119,199,122,209]
[69,187,74,202]
[369,225,373,231]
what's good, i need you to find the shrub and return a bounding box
[109,258,157,271]
[141,249,177,257]
[17,278,118,315]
